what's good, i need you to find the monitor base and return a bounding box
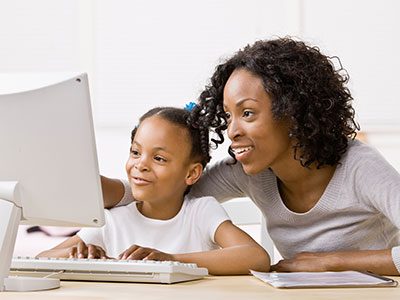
[4,276,60,292]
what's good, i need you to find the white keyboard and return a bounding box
[10,257,208,284]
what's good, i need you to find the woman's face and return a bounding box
[223,68,293,175]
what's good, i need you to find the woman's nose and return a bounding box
[227,118,243,141]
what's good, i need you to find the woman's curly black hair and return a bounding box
[189,37,359,168]
[131,107,211,168]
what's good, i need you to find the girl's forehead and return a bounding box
[139,115,184,133]
[135,116,190,149]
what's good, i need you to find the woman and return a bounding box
[104,37,400,275]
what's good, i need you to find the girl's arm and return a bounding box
[36,235,108,259]
[175,220,270,275]
[118,220,270,275]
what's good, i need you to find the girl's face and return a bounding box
[126,116,200,206]
[223,68,293,175]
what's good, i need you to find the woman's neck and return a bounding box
[273,158,336,213]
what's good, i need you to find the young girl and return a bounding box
[37,107,270,275]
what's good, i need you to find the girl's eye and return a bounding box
[130,149,140,157]
[154,156,167,163]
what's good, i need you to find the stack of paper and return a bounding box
[251,270,398,288]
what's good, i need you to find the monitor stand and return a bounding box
[0,181,60,292]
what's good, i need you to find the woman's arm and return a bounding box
[36,235,108,259]
[101,175,125,208]
[190,158,249,202]
[271,249,399,275]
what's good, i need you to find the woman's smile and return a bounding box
[231,145,254,162]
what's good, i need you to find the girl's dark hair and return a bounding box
[131,107,211,168]
[189,37,359,168]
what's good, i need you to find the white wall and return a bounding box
[302,0,400,128]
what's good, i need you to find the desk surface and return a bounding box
[3,275,400,300]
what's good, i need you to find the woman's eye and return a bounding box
[224,112,231,120]
[243,110,254,118]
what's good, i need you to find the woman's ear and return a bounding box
[185,162,203,186]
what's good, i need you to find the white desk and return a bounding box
[2,275,400,300]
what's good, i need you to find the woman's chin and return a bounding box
[241,163,267,175]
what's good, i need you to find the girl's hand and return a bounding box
[68,240,109,259]
[118,245,175,261]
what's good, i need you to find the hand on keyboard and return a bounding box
[118,244,174,262]
[69,241,110,259]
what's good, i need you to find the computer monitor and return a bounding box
[0,74,105,292]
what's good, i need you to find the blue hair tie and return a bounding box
[184,101,197,111]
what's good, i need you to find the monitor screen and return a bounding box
[0,74,105,291]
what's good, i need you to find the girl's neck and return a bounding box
[136,196,185,220]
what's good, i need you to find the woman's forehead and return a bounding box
[223,70,270,110]
[224,70,265,97]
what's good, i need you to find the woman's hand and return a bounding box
[270,249,398,275]
[270,252,337,272]
[68,240,109,259]
[118,245,175,261]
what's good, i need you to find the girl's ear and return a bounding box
[185,162,203,186]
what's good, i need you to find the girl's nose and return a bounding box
[134,156,150,172]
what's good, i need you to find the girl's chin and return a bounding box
[132,192,149,202]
